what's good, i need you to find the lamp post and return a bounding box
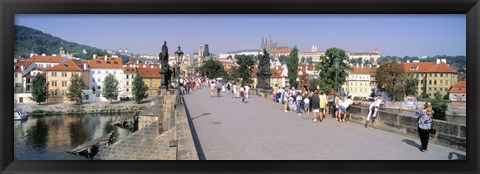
[334,57,340,94]
[175,45,184,105]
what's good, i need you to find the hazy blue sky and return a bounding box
[15,14,465,57]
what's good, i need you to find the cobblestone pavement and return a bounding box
[183,88,466,160]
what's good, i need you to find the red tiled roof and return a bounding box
[88,56,123,68]
[272,48,292,54]
[137,67,161,78]
[123,67,137,73]
[351,66,370,74]
[403,62,436,73]
[403,62,456,73]
[30,55,63,63]
[14,61,34,72]
[426,62,457,73]
[45,59,83,72]
[449,81,466,93]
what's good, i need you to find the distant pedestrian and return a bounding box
[288,94,295,112]
[417,102,434,152]
[283,89,289,112]
[210,81,215,97]
[335,93,341,121]
[304,95,310,114]
[296,91,303,116]
[312,91,320,123]
[216,81,222,97]
[233,83,238,98]
[240,86,245,104]
[245,85,250,99]
[319,90,328,121]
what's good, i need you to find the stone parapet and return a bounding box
[348,106,466,151]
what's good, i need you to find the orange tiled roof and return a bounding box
[351,66,370,74]
[403,62,456,73]
[45,59,83,72]
[126,58,137,65]
[30,55,64,63]
[123,67,138,73]
[89,56,123,68]
[14,61,34,72]
[449,81,466,93]
[272,48,292,54]
[137,67,161,78]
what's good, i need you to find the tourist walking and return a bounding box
[304,95,310,114]
[312,91,320,122]
[233,83,238,98]
[417,102,434,152]
[365,94,383,127]
[283,90,289,112]
[339,96,353,122]
[296,91,303,116]
[210,81,215,97]
[335,93,341,121]
[245,84,250,99]
[240,86,246,104]
[288,93,295,113]
[319,90,328,121]
[216,80,222,97]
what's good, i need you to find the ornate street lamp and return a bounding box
[334,57,340,94]
[175,45,184,105]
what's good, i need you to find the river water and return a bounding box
[14,113,138,160]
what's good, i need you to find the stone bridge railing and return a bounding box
[348,106,466,151]
[95,89,198,160]
[255,90,466,152]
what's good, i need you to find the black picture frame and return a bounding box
[1,0,479,174]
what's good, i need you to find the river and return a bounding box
[14,113,138,160]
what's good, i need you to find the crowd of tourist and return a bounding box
[272,85,354,123]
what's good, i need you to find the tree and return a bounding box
[195,59,225,79]
[405,75,419,96]
[103,73,120,103]
[306,57,313,65]
[316,47,352,93]
[300,57,306,64]
[132,73,148,103]
[233,54,255,84]
[376,60,407,101]
[278,55,287,64]
[224,66,240,82]
[429,92,448,120]
[29,72,49,104]
[67,74,86,104]
[287,46,299,88]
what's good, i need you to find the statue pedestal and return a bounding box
[256,73,272,90]
[160,70,168,90]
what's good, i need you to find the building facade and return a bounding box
[341,65,371,99]
[449,81,466,101]
[45,59,89,103]
[88,55,124,101]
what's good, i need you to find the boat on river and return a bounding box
[14,109,28,120]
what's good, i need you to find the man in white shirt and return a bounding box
[365,95,382,127]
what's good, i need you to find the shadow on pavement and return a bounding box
[192,113,211,120]
[182,97,207,160]
[402,139,421,149]
[448,152,466,160]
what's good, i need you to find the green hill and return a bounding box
[14,25,108,60]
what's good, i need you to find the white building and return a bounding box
[449,81,466,101]
[341,64,372,99]
[29,54,68,69]
[88,55,124,101]
[348,48,381,64]
[122,58,139,98]
[219,49,261,60]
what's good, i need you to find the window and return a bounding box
[440,73,443,77]
[51,90,57,96]
[15,83,22,87]
[62,81,67,87]
[126,82,129,86]
[440,80,443,85]
[429,80,432,85]
[446,81,448,85]
[62,90,65,96]
[429,87,431,91]
[15,73,18,78]
[435,74,437,77]
[98,79,101,82]
[126,75,129,79]
[126,88,129,92]
[446,74,449,77]
[51,72,57,77]
[434,87,436,91]
[98,86,101,89]
[429,73,432,77]
[72,72,77,76]
[62,72,67,77]
[434,80,437,85]
[92,79,95,82]
[52,81,57,86]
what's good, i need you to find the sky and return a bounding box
[15,14,466,57]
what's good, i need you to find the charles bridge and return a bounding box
[94,87,466,160]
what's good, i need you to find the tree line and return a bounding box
[30,72,149,105]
